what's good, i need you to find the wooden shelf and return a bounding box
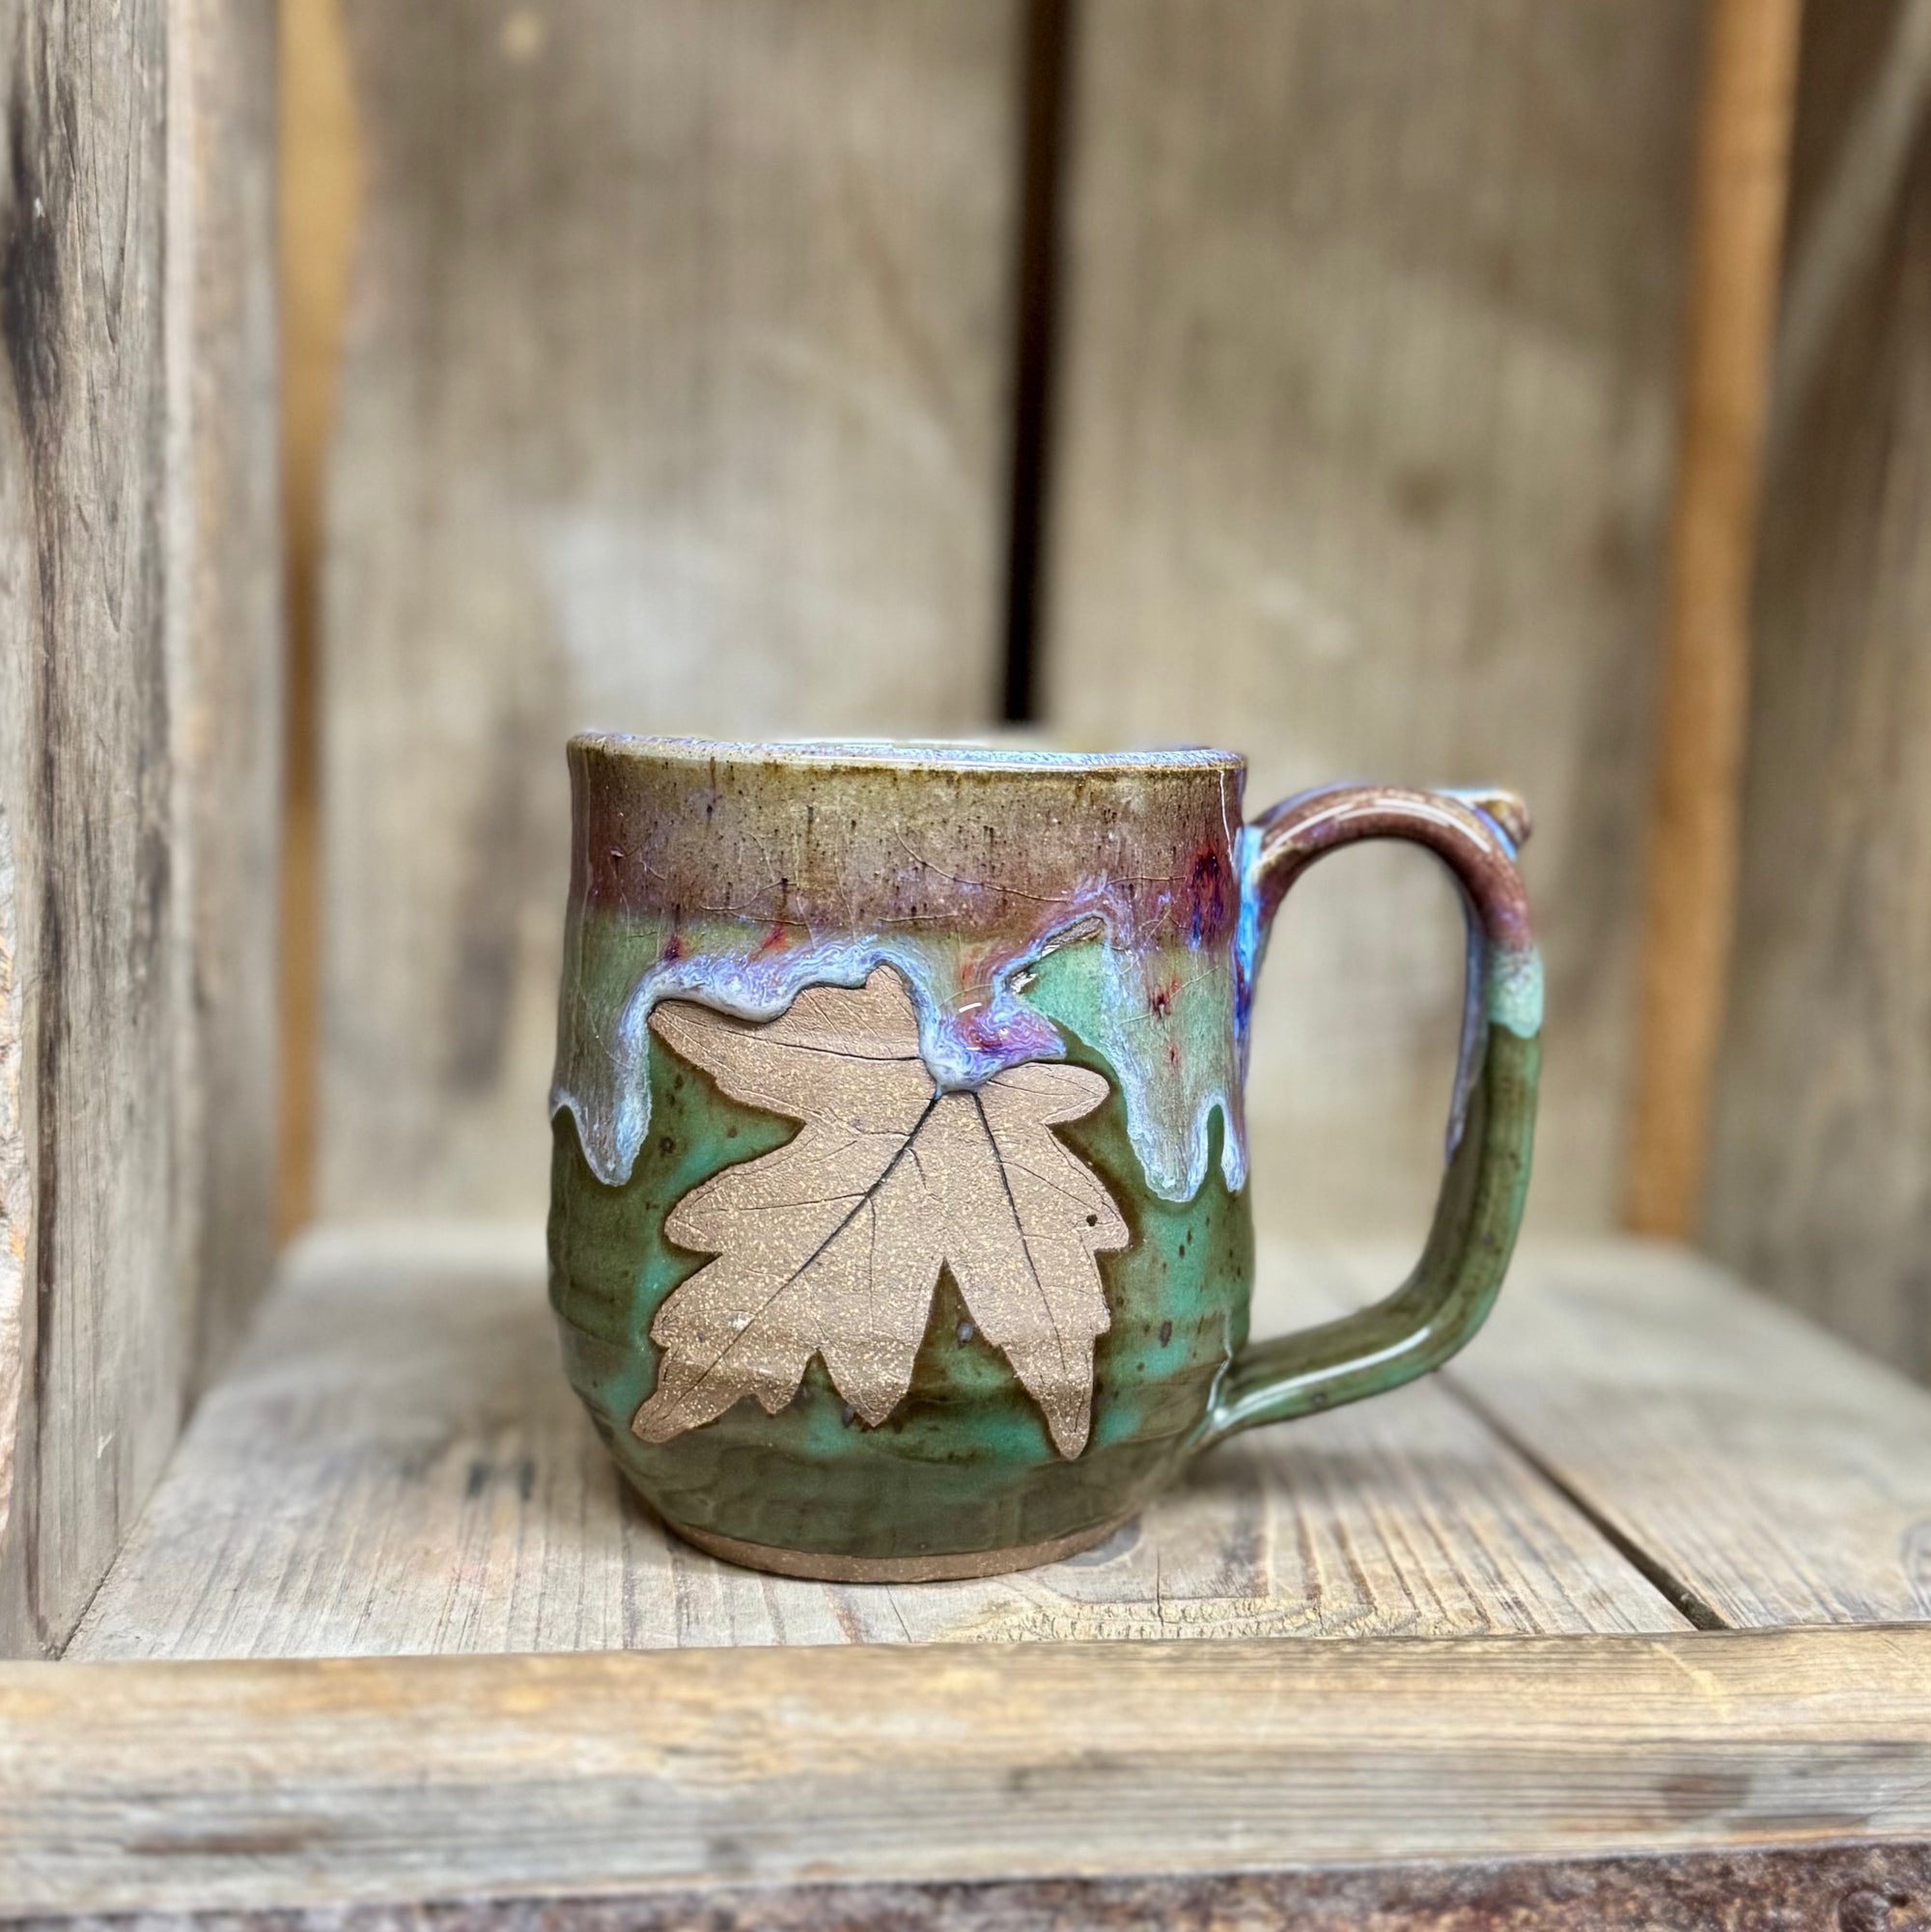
[6,1233,1931,1919]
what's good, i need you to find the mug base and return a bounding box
[668,1511,1134,1582]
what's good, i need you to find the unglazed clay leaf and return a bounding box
[633,966,1128,1457]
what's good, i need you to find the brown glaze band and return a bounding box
[568,735,1246,948]
[669,1513,1134,1582]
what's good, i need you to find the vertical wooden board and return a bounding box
[1621,0,1802,1238]
[1707,0,1931,1384]
[320,1,1023,1221]
[0,790,20,1641]
[1043,0,1701,1236]
[0,0,181,1652]
[0,0,280,1655]
[171,0,283,1391]
[276,0,359,1239]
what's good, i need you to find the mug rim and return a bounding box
[571,731,1245,777]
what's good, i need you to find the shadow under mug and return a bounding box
[548,737,1540,1582]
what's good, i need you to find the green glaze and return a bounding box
[549,992,1253,1562]
[1196,1023,1539,1445]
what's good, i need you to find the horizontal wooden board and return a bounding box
[4,1627,1930,1915]
[1311,1241,1931,1627]
[67,1233,1677,1659]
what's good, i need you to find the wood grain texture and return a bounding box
[172,0,284,1389]
[0,807,20,1561]
[1043,0,1701,1237]
[1706,0,1931,1387]
[0,0,279,1656]
[1774,0,1931,454]
[1344,1241,1931,1628]
[66,1230,1681,1661]
[0,0,182,1655]
[319,0,1021,1222]
[14,1845,1931,1932]
[1623,0,1804,1238]
[6,1627,1931,1914]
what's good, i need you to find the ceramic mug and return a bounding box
[548,736,1540,1581]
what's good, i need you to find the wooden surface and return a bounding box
[69,1235,1686,1659]
[34,1234,1931,1913]
[1707,0,1931,1387]
[0,0,279,1656]
[1624,0,1803,1237]
[7,1626,1931,1914]
[1041,0,1702,1236]
[71,1233,1931,1659]
[318,0,1021,1223]
[1432,1243,1931,1625]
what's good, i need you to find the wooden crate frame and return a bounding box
[6,1626,1931,1917]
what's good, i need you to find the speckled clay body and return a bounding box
[548,738,1540,1581]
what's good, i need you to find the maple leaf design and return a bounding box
[633,966,1128,1458]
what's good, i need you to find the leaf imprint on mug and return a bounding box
[635,965,1128,1458]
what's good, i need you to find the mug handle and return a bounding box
[1194,783,1542,1449]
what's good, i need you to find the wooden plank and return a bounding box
[67,1230,1679,1661]
[1043,0,1702,1235]
[1623,0,1803,1237]
[277,0,360,1238]
[5,1627,1930,1914]
[172,0,284,1389]
[0,0,176,1661]
[319,0,1022,1223]
[1317,1241,1931,1628]
[1705,0,1931,1387]
[0,804,16,1634]
[0,0,279,1656]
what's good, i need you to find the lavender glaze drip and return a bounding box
[550,885,1249,1207]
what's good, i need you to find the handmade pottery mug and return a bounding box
[548,736,1540,1581]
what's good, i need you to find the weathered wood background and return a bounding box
[303,0,1705,1243]
[1708,0,1931,1386]
[0,0,281,1654]
[299,0,1931,1383]
[318,0,1021,1220]
[1044,0,1701,1233]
